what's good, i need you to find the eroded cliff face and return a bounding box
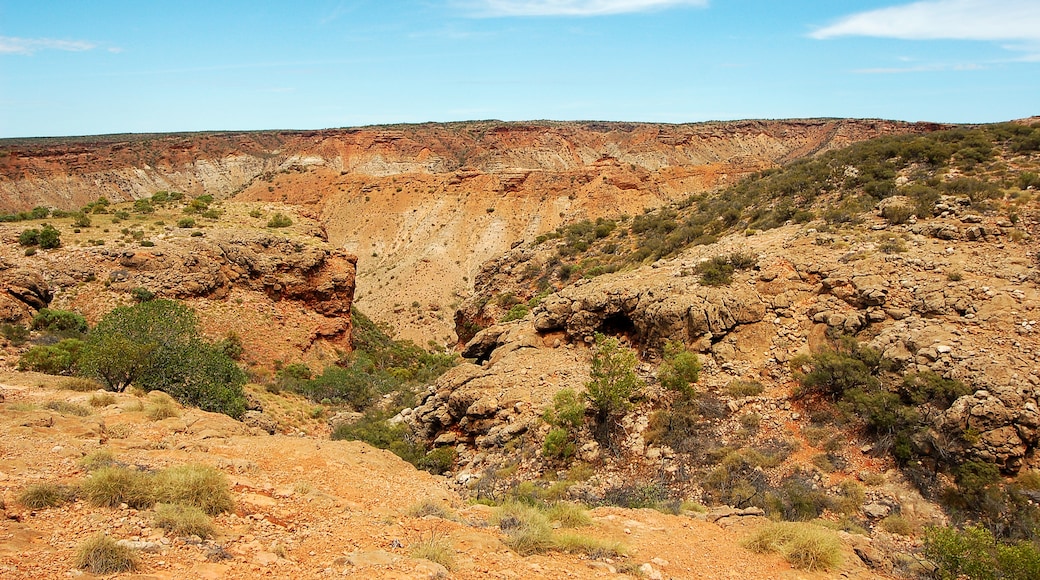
[0,120,942,343]
[0,219,357,368]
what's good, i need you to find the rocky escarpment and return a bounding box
[408,195,1039,486]
[0,119,942,345]
[0,220,357,367]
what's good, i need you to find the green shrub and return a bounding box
[542,427,574,459]
[331,410,425,466]
[1,323,29,346]
[79,300,246,418]
[18,339,85,374]
[177,217,196,228]
[267,213,293,228]
[154,503,214,538]
[38,224,61,249]
[130,286,155,302]
[18,228,39,246]
[31,308,88,334]
[657,340,701,397]
[294,365,376,410]
[743,522,842,571]
[418,447,456,475]
[18,483,75,509]
[725,380,765,397]
[74,533,139,574]
[543,388,585,431]
[792,339,880,400]
[501,303,529,322]
[696,256,735,286]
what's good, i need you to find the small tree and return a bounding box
[585,333,640,442]
[78,300,246,418]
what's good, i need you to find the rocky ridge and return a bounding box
[407,191,1039,548]
[0,204,356,368]
[0,119,942,344]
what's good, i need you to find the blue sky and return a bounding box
[1,0,1038,137]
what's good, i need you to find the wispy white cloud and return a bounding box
[854,62,987,74]
[0,36,99,56]
[810,0,1040,42]
[458,0,707,17]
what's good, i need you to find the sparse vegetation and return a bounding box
[154,503,215,538]
[267,213,293,228]
[74,533,139,574]
[743,522,842,571]
[18,483,76,508]
[410,532,456,570]
[78,299,246,418]
[585,333,640,441]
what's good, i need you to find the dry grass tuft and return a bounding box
[81,466,155,508]
[74,533,138,574]
[144,391,179,420]
[743,521,843,571]
[408,498,456,520]
[79,449,117,471]
[62,377,104,392]
[44,400,91,416]
[493,503,555,555]
[553,532,626,558]
[410,533,456,570]
[155,464,233,515]
[89,392,117,407]
[154,503,214,538]
[545,501,592,528]
[18,483,76,509]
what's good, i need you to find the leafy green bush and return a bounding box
[267,213,293,228]
[791,339,881,400]
[31,308,88,335]
[1,323,29,346]
[294,365,376,410]
[38,224,61,249]
[18,339,85,374]
[695,256,735,286]
[177,217,195,228]
[79,299,246,418]
[18,228,39,246]
[925,524,1040,580]
[657,340,701,397]
[130,287,155,302]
